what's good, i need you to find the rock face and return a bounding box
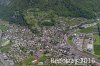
[0,0,10,6]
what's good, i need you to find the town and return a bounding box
[0,17,100,66]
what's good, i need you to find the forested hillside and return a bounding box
[0,0,100,31]
[0,0,100,19]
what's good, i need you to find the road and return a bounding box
[64,34,100,65]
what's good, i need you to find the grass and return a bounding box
[0,25,7,32]
[94,45,100,51]
[94,45,100,55]
[93,35,100,56]
[14,56,34,66]
[94,35,100,45]
[79,27,93,33]
[0,46,10,52]
[68,36,73,44]
[22,56,33,66]
[39,55,48,62]
[0,20,8,32]
[98,57,100,60]
[0,40,12,52]
[94,51,100,55]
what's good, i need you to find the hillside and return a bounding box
[0,0,100,30]
[0,0,100,19]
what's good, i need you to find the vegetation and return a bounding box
[94,45,100,55]
[20,0,100,18]
[14,56,33,66]
[0,40,13,52]
[1,0,100,20]
[79,27,93,33]
[94,35,100,55]
[0,25,7,32]
[97,23,100,36]
[14,63,85,66]
[68,36,73,44]
[94,35,100,45]
[0,21,8,32]
[0,0,99,31]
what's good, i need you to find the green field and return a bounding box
[79,27,93,33]
[94,45,100,55]
[94,35,100,45]
[93,35,100,55]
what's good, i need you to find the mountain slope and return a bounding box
[0,0,100,19]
